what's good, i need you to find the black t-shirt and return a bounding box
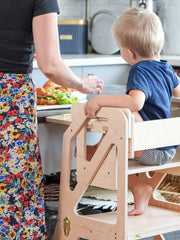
[0,0,59,74]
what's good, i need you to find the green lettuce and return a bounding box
[47,89,79,105]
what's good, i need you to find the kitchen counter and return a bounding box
[172,97,180,116]
[38,96,180,121]
[35,54,180,120]
[172,96,180,104]
[33,54,180,68]
[162,55,180,67]
[37,107,70,121]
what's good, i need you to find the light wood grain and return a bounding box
[51,103,180,240]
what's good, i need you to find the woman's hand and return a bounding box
[80,75,103,94]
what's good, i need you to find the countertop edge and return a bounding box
[33,54,127,68]
[33,54,180,69]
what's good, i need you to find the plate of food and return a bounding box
[36,80,87,110]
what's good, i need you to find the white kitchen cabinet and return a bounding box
[83,64,130,85]
[32,66,82,87]
[32,68,48,87]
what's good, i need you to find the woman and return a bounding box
[0,0,103,239]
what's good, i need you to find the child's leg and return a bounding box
[128,112,152,215]
[128,174,152,216]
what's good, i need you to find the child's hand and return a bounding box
[84,97,101,119]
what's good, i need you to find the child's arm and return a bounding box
[173,76,180,97]
[84,89,145,119]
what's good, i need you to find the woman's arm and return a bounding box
[32,13,103,94]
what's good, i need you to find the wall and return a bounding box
[58,0,129,20]
[157,0,180,55]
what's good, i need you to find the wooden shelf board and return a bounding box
[128,154,180,175]
[46,114,71,125]
[82,205,180,239]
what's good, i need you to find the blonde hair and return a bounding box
[112,7,164,58]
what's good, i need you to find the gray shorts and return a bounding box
[133,148,176,166]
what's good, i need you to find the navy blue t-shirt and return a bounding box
[126,60,180,150]
[0,0,59,74]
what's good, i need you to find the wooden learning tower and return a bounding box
[51,102,180,240]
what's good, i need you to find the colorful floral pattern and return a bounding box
[0,73,47,239]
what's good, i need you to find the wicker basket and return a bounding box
[157,174,180,204]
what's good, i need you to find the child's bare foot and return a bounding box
[128,183,152,216]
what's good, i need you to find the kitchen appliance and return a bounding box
[130,0,156,12]
[90,10,119,55]
[58,20,88,54]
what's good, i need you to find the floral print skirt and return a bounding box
[0,73,47,239]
